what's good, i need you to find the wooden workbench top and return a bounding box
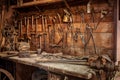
[0,53,94,79]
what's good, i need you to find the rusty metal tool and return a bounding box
[26,17,29,37]
[64,32,68,48]
[56,13,63,32]
[24,17,27,26]
[63,0,72,13]
[23,17,29,41]
[84,24,97,54]
[46,16,52,44]
[42,16,48,50]
[79,9,86,45]
[19,19,23,38]
[38,34,42,49]
[34,16,40,48]
[20,19,22,36]
[31,15,34,30]
[30,34,36,49]
[47,25,51,44]
[43,33,47,50]
[26,17,32,42]
[83,11,110,54]
[41,15,44,32]
[50,18,56,44]
[77,8,97,54]
[44,15,47,32]
[91,8,95,23]
[56,13,66,48]
[73,30,79,42]
[35,16,39,35]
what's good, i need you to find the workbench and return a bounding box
[0,53,96,80]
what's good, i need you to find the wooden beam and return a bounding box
[14,0,63,8]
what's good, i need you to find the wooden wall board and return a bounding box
[14,0,115,57]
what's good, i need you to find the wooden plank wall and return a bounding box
[18,1,114,59]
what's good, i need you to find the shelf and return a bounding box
[13,0,63,8]
[12,0,89,9]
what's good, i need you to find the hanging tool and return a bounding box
[41,15,44,32]
[35,16,39,35]
[50,29,55,46]
[37,33,42,54]
[83,11,110,54]
[94,10,109,30]
[84,24,97,54]
[26,17,31,42]
[43,33,47,50]
[56,13,63,32]
[77,8,86,45]
[19,19,23,39]
[47,25,51,44]
[91,8,95,23]
[56,13,65,48]
[64,32,68,48]
[30,34,36,49]
[44,15,47,32]
[50,18,56,45]
[20,19,22,37]
[43,16,48,50]
[63,8,74,53]
[73,28,79,42]
[23,17,29,42]
[63,0,72,13]
[87,0,92,13]
[38,34,42,49]
[24,17,27,26]
[35,16,40,48]
[63,9,72,23]
[31,15,34,30]
[46,16,52,45]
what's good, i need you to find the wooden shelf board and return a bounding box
[12,0,63,8]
